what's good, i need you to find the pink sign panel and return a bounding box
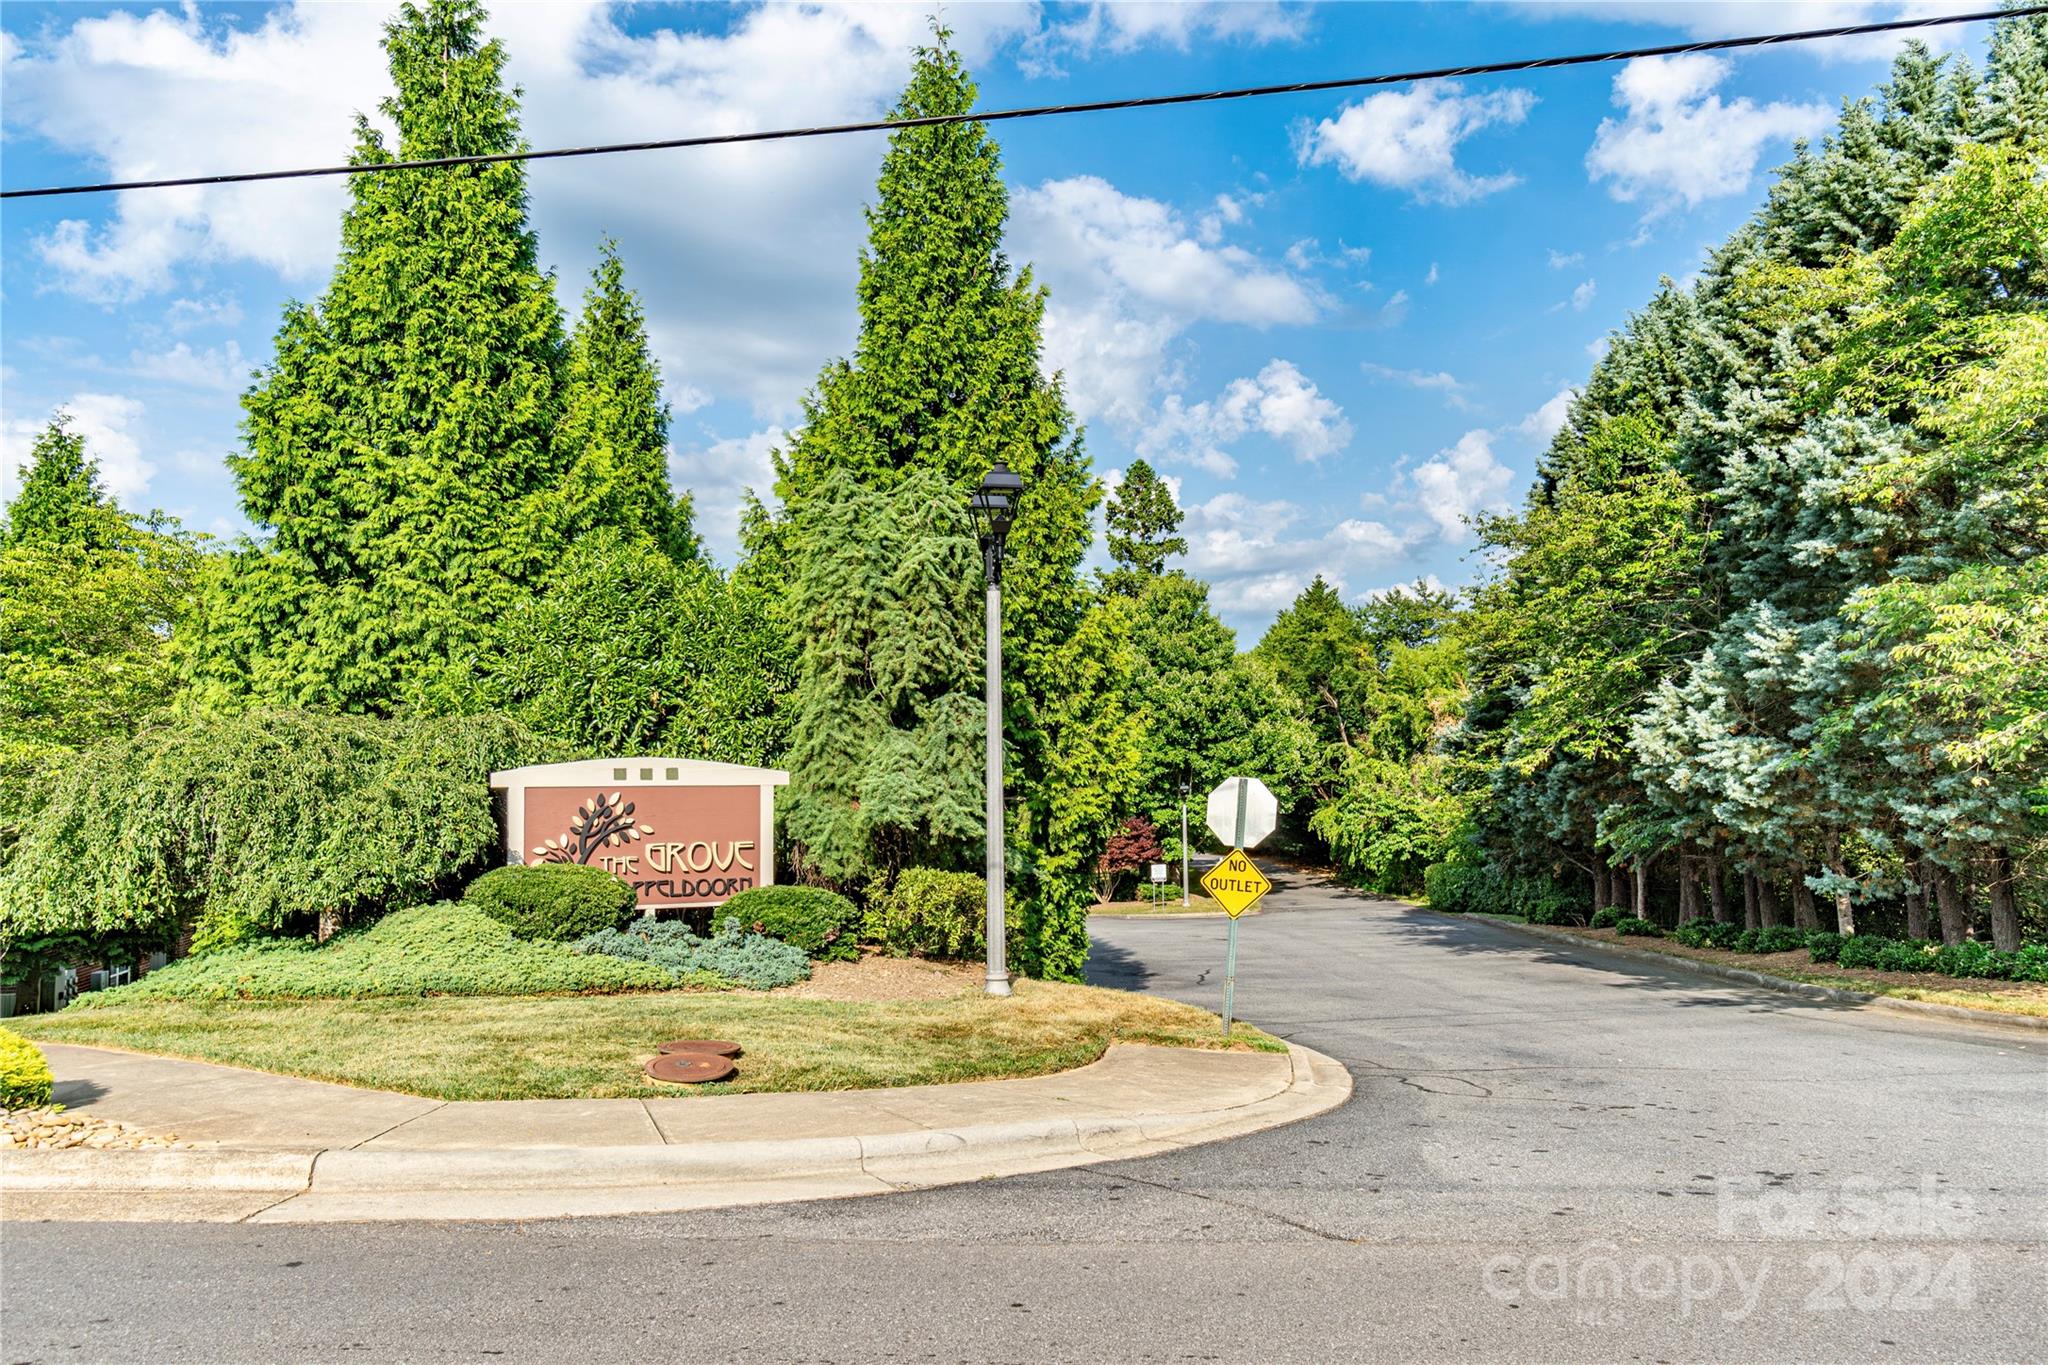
[522,784,763,911]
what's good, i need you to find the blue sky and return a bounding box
[0,1,1990,639]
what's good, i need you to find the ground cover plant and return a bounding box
[15,979,1283,1101]
[575,920,811,990]
[68,902,673,1002]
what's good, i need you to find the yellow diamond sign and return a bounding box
[1201,849,1272,919]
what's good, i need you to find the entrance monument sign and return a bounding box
[490,758,789,915]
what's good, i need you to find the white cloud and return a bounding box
[1547,249,1584,270]
[1361,361,1470,410]
[1424,262,1439,286]
[1138,360,1351,477]
[1518,387,1575,443]
[164,295,245,333]
[7,4,395,301]
[1180,491,1413,615]
[1011,176,1320,432]
[1409,429,1513,541]
[1586,54,1832,212]
[1512,3,1968,64]
[1299,82,1536,204]
[1,393,154,505]
[1570,278,1597,312]
[669,424,784,567]
[130,341,250,393]
[1021,1,1310,74]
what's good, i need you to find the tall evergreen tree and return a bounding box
[1104,458,1186,589]
[767,30,1098,972]
[557,242,697,565]
[2,415,126,552]
[190,0,659,714]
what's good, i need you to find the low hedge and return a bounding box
[1422,862,1582,924]
[1591,907,1625,930]
[574,921,811,990]
[866,868,993,960]
[712,886,859,961]
[1613,916,1662,938]
[1662,921,2048,983]
[1,1027,54,1109]
[463,864,637,942]
[68,902,673,1003]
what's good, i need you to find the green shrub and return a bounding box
[1806,931,1845,963]
[1928,939,1998,978]
[574,920,811,990]
[69,902,670,1003]
[1734,925,1807,955]
[1879,937,1942,974]
[463,864,636,942]
[1591,907,1626,930]
[1836,933,1894,970]
[1675,919,1745,949]
[1422,862,1482,913]
[1519,883,1579,926]
[0,711,562,946]
[866,868,996,959]
[1614,916,1663,937]
[712,885,859,961]
[2011,944,2048,983]
[0,1027,54,1109]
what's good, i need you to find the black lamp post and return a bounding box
[968,462,1023,997]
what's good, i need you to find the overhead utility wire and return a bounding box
[4,5,2038,201]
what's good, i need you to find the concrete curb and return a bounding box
[1,1043,1350,1223]
[1451,911,2048,1033]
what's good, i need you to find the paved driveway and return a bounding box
[7,873,2044,1363]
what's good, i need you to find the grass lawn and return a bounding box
[1468,914,2048,1019]
[1091,891,1232,916]
[14,978,1283,1101]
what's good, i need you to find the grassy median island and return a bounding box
[14,976,1281,1100]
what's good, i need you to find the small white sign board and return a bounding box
[1149,862,1168,885]
[1206,777,1278,850]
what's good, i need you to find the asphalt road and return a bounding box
[6,869,2045,1363]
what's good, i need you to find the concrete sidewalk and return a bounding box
[2,1041,1349,1223]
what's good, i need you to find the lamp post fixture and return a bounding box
[968,461,1024,998]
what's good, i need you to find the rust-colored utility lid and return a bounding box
[644,1053,738,1084]
[657,1039,742,1057]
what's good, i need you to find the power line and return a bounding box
[3,5,2037,201]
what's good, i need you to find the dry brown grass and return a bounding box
[16,974,1281,1101]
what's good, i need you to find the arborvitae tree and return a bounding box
[2,416,127,552]
[770,27,1095,712]
[780,469,984,884]
[558,242,697,565]
[767,30,1097,973]
[1104,458,1186,589]
[190,0,624,714]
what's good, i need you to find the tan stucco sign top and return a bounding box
[490,758,789,913]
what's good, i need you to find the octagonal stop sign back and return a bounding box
[1205,776,1277,851]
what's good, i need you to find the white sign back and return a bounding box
[1205,776,1277,850]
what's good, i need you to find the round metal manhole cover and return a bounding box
[644,1053,738,1084]
[657,1039,742,1057]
